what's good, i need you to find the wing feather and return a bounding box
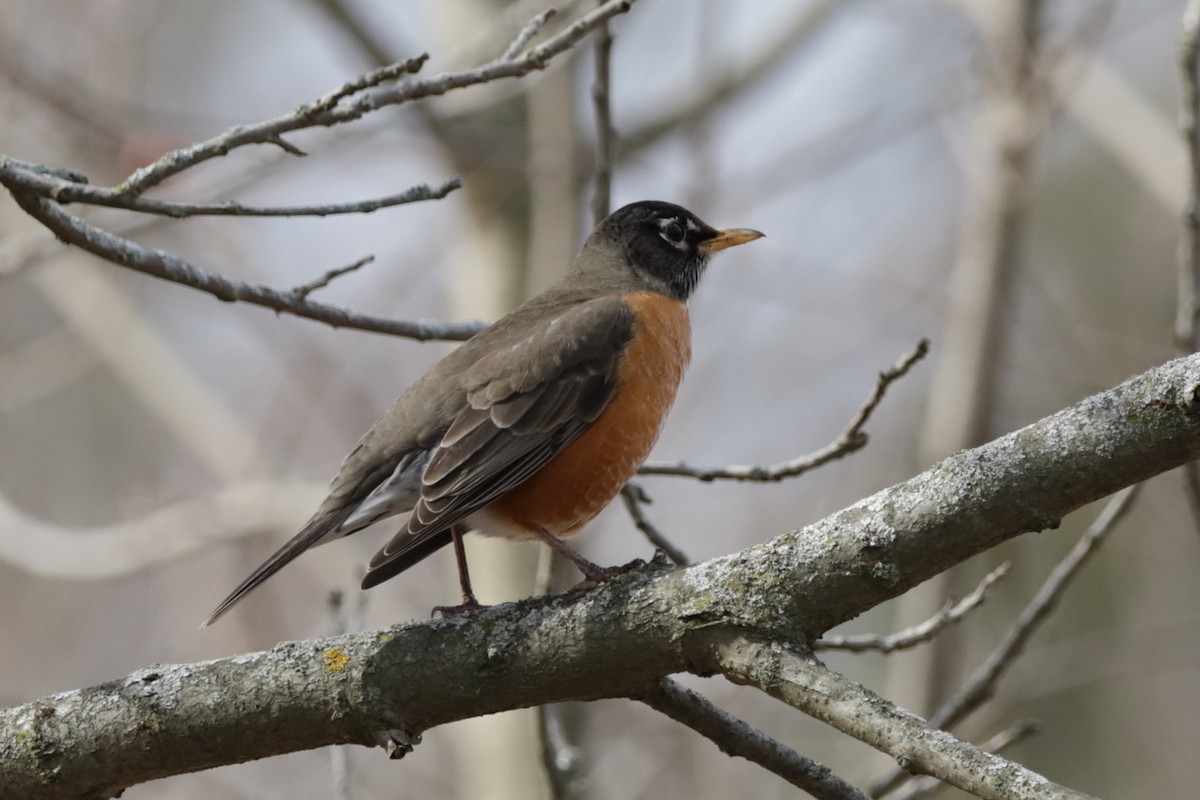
[363,298,635,586]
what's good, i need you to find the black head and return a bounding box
[590,201,763,301]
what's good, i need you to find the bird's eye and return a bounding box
[661,220,686,244]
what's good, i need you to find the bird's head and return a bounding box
[581,200,763,301]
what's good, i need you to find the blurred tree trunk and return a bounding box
[435,4,582,798]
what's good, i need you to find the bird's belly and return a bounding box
[475,293,691,541]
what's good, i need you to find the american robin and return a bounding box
[204,200,762,625]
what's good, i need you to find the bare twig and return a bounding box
[116,0,638,195]
[636,678,869,800]
[0,4,635,346]
[0,158,462,218]
[816,563,1009,653]
[639,339,928,482]
[290,256,375,301]
[885,721,1042,800]
[307,54,430,114]
[0,155,90,183]
[308,0,585,129]
[619,483,690,565]
[591,2,615,225]
[870,486,1140,799]
[930,486,1139,730]
[503,9,559,61]
[7,191,485,342]
[713,636,1094,800]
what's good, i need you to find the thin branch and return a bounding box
[591,1,615,225]
[885,721,1043,800]
[619,483,690,565]
[640,338,928,482]
[0,155,90,183]
[6,191,485,342]
[816,562,1010,653]
[0,157,462,218]
[870,486,1140,799]
[712,635,1094,800]
[503,9,559,61]
[116,0,638,195]
[931,485,1139,730]
[307,54,430,114]
[636,678,869,800]
[290,256,375,301]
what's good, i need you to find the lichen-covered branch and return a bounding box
[711,635,1092,800]
[4,352,1200,799]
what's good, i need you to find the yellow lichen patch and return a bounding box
[323,647,350,673]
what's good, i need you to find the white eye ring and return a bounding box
[660,219,686,245]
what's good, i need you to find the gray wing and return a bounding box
[361,297,635,588]
[204,296,635,624]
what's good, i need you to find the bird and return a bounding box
[204,200,763,625]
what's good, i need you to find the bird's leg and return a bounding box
[531,526,645,590]
[431,524,487,617]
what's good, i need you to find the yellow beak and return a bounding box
[701,228,765,253]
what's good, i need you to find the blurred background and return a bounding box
[1,0,1196,797]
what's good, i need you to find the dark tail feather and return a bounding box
[361,528,453,589]
[202,511,348,627]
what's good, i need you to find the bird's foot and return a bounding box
[649,548,673,567]
[431,594,489,618]
[568,556,647,592]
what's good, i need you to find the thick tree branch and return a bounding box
[3,353,1199,798]
[710,636,1092,800]
[886,722,1044,800]
[870,485,1139,798]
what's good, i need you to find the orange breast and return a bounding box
[482,292,691,538]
